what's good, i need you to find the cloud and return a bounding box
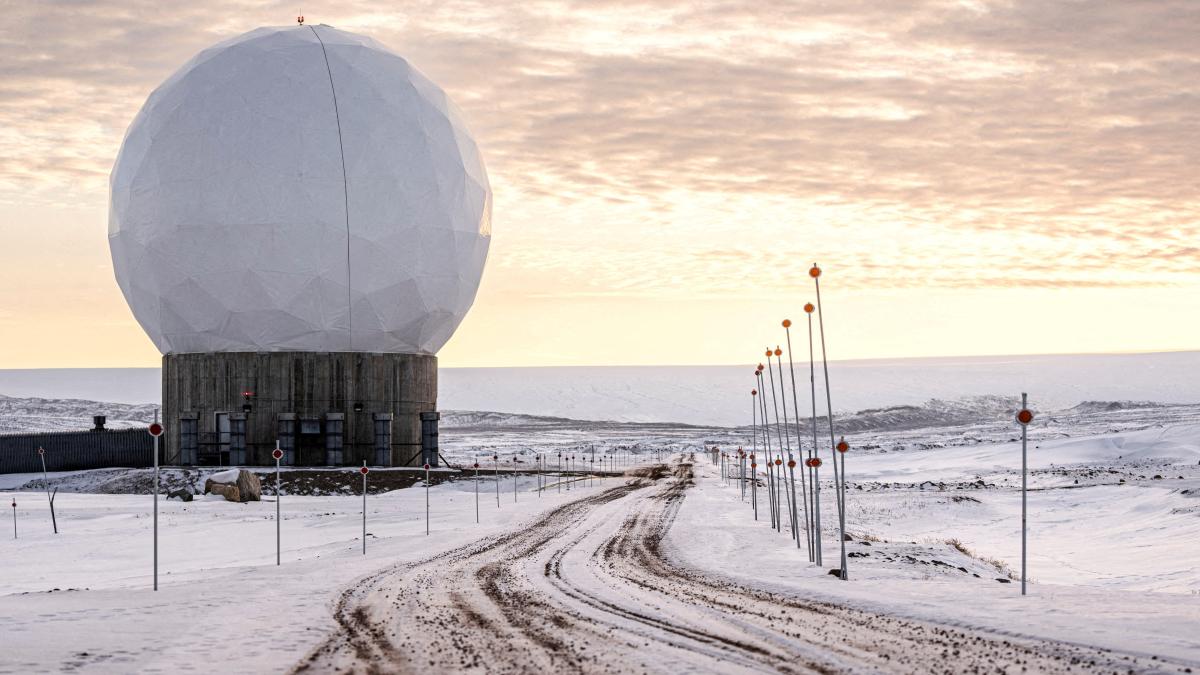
[0,0,1196,296]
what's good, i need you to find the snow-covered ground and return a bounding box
[2,374,1198,672]
[0,471,624,672]
[673,456,1200,665]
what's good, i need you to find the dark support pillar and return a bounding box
[420,412,440,468]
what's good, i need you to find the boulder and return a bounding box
[167,489,193,502]
[208,483,241,503]
[235,470,262,502]
[203,469,260,502]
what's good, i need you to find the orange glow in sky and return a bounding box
[0,2,1196,368]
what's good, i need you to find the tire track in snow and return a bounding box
[295,457,1195,674]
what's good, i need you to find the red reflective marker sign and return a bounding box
[360,466,370,475]
[272,448,283,460]
[149,423,164,437]
[424,464,430,470]
[1016,409,1034,425]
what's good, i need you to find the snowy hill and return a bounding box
[0,394,160,433]
[2,351,1199,427]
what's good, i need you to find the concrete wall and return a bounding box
[162,352,436,467]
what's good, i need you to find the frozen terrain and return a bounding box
[2,356,1199,673]
[1,400,1198,672]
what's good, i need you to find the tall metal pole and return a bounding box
[11,498,16,539]
[425,463,431,535]
[513,457,518,502]
[152,412,159,589]
[474,462,480,523]
[494,455,500,507]
[765,352,785,532]
[787,459,801,552]
[361,461,368,555]
[1021,392,1029,596]
[784,320,813,559]
[812,264,846,580]
[773,347,799,542]
[756,369,774,526]
[275,441,281,566]
[558,452,562,494]
[750,389,758,502]
[751,456,758,520]
[806,304,823,566]
[740,450,746,502]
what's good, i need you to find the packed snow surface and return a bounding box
[2,355,1199,672]
[2,403,1198,672]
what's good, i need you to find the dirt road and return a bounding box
[297,457,1192,674]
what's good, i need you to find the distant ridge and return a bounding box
[1,352,1199,427]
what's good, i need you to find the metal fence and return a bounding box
[0,429,153,474]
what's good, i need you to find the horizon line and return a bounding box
[2,347,1198,372]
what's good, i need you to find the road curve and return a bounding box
[296,457,1192,674]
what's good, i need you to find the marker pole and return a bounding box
[762,362,778,530]
[558,453,562,494]
[11,498,16,539]
[784,321,813,558]
[474,462,480,523]
[361,461,368,555]
[812,264,846,580]
[494,455,500,508]
[740,451,746,502]
[750,389,758,502]
[755,370,774,525]
[787,459,801,551]
[1020,392,1031,596]
[751,458,759,520]
[806,305,823,566]
[538,453,543,496]
[275,442,281,566]
[767,348,792,534]
[151,413,158,589]
[425,463,431,535]
[513,457,518,503]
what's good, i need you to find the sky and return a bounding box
[0,0,1197,368]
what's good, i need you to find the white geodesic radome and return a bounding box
[109,25,491,355]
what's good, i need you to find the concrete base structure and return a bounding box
[162,352,436,467]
